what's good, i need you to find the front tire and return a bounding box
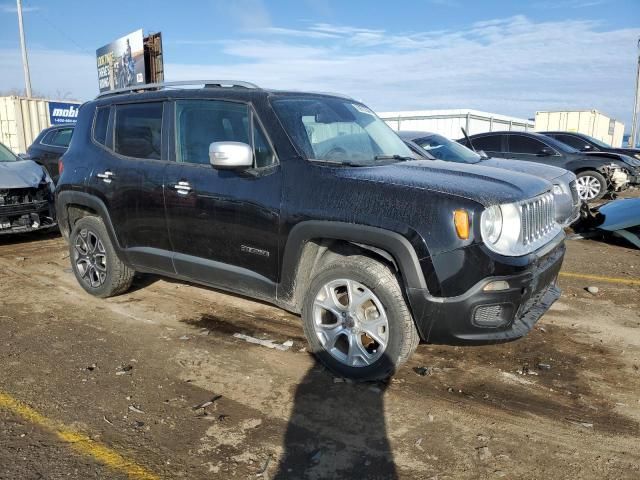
[575,170,606,202]
[301,254,419,381]
[69,216,134,298]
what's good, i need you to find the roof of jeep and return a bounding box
[91,87,356,107]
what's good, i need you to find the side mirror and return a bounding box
[538,147,554,156]
[209,142,253,169]
[580,145,593,151]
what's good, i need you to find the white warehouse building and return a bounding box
[377,109,534,139]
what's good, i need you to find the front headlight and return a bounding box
[480,205,502,244]
[552,184,564,195]
[634,153,640,161]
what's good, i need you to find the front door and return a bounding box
[163,99,282,297]
[506,134,561,166]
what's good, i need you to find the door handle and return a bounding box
[96,170,114,184]
[173,181,192,195]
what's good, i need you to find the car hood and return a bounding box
[339,160,551,207]
[480,157,568,182]
[0,160,48,189]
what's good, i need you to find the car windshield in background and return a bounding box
[272,97,414,165]
[415,134,482,164]
[0,143,18,162]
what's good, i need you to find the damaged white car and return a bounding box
[0,141,56,234]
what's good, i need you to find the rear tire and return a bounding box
[69,216,134,298]
[575,170,606,202]
[301,254,419,381]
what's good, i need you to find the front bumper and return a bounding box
[0,200,56,235]
[408,240,565,345]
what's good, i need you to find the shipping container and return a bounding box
[534,110,624,148]
[0,96,81,154]
[377,109,534,139]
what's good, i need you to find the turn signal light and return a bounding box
[454,209,470,240]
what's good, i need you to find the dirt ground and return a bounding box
[1,218,639,479]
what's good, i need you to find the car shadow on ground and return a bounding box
[0,228,60,246]
[273,357,399,480]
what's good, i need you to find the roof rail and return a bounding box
[96,80,260,98]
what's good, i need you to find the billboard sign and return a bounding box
[96,29,146,92]
[48,102,80,125]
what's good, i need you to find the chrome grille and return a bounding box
[521,192,555,246]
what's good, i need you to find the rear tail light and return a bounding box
[58,158,64,176]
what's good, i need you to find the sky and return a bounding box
[0,0,639,128]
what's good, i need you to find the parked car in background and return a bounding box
[539,131,640,185]
[458,131,630,202]
[24,125,74,183]
[0,141,56,234]
[56,80,566,380]
[400,131,580,227]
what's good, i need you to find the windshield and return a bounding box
[582,134,612,149]
[414,134,482,164]
[271,96,415,165]
[0,143,18,162]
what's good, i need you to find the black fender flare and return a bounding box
[277,220,432,310]
[55,191,124,256]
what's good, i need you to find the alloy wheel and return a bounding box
[576,175,602,201]
[74,229,107,288]
[312,279,389,367]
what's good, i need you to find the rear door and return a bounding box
[86,101,173,273]
[163,98,282,296]
[506,134,561,166]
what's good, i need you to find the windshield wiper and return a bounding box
[374,154,414,162]
[310,159,369,167]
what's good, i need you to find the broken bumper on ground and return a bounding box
[409,235,565,345]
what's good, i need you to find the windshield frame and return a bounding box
[270,95,416,166]
[0,142,19,162]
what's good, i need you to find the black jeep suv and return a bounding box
[56,81,565,380]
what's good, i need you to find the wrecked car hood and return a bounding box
[583,151,640,168]
[480,157,568,182]
[0,160,48,189]
[338,160,552,206]
[596,198,640,232]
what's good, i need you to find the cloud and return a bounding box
[0,16,637,129]
[0,3,39,13]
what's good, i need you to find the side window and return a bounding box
[555,134,586,150]
[175,100,250,165]
[41,130,57,145]
[93,106,110,146]
[114,103,163,159]
[50,128,73,147]
[253,117,277,168]
[508,135,548,154]
[473,135,503,152]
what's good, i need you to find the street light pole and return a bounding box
[631,37,640,148]
[16,0,32,98]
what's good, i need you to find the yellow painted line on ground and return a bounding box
[560,271,640,286]
[0,392,159,480]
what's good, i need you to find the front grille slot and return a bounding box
[521,192,555,246]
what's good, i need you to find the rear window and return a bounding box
[93,107,110,146]
[114,103,163,159]
[48,128,73,147]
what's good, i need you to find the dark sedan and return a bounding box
[458,131,631,201]
[24,125,74,183]
[540,131,640,184]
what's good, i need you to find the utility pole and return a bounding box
[631,37,640,148]
[16,0,32,98]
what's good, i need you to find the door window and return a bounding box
[472,135,503,152]
[553,134,589,150]
[508,135,547,154]
[48,128,73,147]
[114,103,163,159]
[175,100,276,168]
